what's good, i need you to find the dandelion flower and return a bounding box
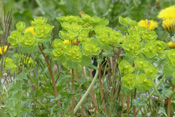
[0,46,8,55]
[138,19,158,30]
[24,26,35,35]
[158,5,175,19]
[162,19,175,32]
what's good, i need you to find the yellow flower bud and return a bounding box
[167,41,175,48]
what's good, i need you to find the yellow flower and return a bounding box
[162,19,175,32]
[24,26,35,35]
[167,41,175,48]
[63,39,78,45]
[138,19,158,30]
[158,5,175,19]
[0,46,8,55]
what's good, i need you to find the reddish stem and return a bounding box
[72,69,75,117]
[75,70,85,117]
[167,85,175,117]
[133,88,137,117]
[99,51,107,113]
[38,45,61,107]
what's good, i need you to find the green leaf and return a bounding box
[36,35,52,43]
[124,53,137,63]
[43,49,53,56]
[21,46,37,54]
[102,50,113,57]
[119,16,127,25]
[16,71,27,80]
[162,88,173,98]
[64,60,79,69]
[80,55,91,66]
[87,64,98,70]
[8,81,22,92]
[163,62,175,76]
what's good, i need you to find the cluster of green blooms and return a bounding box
[58,14,109,28]
[119,60,154,93]
[134,58,158,79]
[120,17,166,58]
[118,17,165,93]
[2,57,17,73]
[52,39,83,68]
[8,17,54,48]
[52,14,125,68]
[95,25,124,49]
[57,14,109,43]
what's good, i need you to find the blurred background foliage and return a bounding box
[0,0,174,41]
[2,0,175,28]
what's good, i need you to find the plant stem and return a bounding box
[71,69,75,117]
[112,48,122,95]
[161,32,168,41]
[38,45,61,107]
[75,70,85,117]
[35,0,42,8]
[136,75,166,114]
[133,88,137,117]
[74,64,99,114]
[147,75,166,102]
[127,94,130,114]
[90,69,99,113]
[167,85,175,117]
[99,51,107,113]
[153,85,164,104]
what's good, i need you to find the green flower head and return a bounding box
[144,66,158,78]
[142,42,157,58]
[66,46,82,62]
[123,41,142,55]
[31,17,46,26]
[109,30,123,44]
[141,30,157,41]
[23,32,36,46]
[52,49,64,58]
[61,22,82,32]
[155,40,166,52]
[119,60,134,75]
[34,23,54,43]
[78,29,90,42]
[3,57,17,73]
[59,31,78,41]
[96,33,110,45]
[128,29,141,42]
[8,31,22,47]
[16,21,25,32]
[134,58,152,70]
[57,16,82,24]
[122,74,136,91]
[137,74,154,92]
[82,41,101,56]
[52,39,69,50]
